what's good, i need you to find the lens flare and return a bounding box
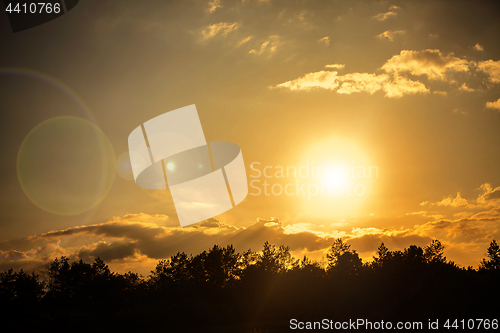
[116,151,135,181]
[17,116,116,215]
[0,67,98,124]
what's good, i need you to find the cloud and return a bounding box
[485,190,500,200]
[373,7,399,21]
[2,186,500,273]
[78,241,137,263]
[202,22,240,40]
[458,83,475,92]
[477,183,500,204]
[0,217,335,273]
[208,0,222,13]
[381,49,471,80]
[317,36,330,46]
[414,196,500,241]
[272,69,428,98]
[473,44,484,51]
[337,73,388,95]
[485,99,500,110]
[237,36,253,46]
[270,49,500,97]
[421,184,500,211]
[471,208,500,220]
[249,35,281,55]
[2,183,500,273]
[421,192,469,207]
[438,192,469,207]
[325,64,345,69]
[272,49,490,97]
[0,250,26,261]
[373,11,397,21]
[0,216,436,273]
[406,211,445,220]
[274,70,339,91]
[383,75,429,98]
[376,30,406,41]
[477,60,500,83]
[410,184,500,265]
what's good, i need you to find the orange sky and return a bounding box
[1,0,500,275]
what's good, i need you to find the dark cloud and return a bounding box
[0,215,421,273]
[78,241,137,262]
[1,202,499,273]
[0,250,26,261]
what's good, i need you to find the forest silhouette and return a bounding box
[1,239,499,332]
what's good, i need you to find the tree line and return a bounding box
[1,239,499,332]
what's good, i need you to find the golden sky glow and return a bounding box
[0,0,500,275]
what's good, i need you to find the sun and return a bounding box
[297,136,374,219]
[322,168,349,189]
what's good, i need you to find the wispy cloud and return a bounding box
[202,22,240,40]
[317,36,330,46]
[373,11,397,21]
[325,63,345,69]
[376,30,406,41]
[477,183,500,204]
[274,70,340,91]
[373,5,401,21]
[237,36,253,46]
[208,0,222,13]
[249,35,281,55]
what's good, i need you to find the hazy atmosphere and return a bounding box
[1,0,500,275]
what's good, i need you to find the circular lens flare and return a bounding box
[17,116,116,215]
[116,151,135,181]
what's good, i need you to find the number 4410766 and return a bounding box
[443,319,498,330]
[5,2,62,14]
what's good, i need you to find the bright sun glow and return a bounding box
[323,169,349,188]
[298,137,374,219]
